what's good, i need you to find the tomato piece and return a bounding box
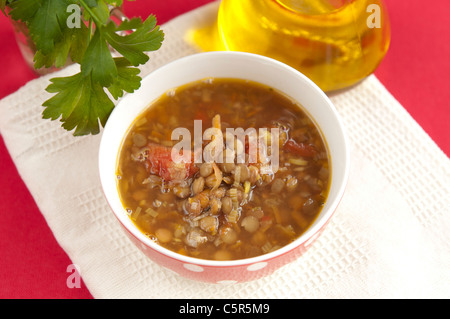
[194,110,209,123]
[283,139,317,157]
[145,143,198,181]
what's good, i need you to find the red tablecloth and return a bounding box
[0,0,448,299]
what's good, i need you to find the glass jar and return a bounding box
[7,5,127,76]
[217,0,391,92]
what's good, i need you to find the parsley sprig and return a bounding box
[1,0,164,135]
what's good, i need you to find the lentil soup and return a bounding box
[116,78,330,261]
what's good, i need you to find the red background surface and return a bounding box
[0,0,448,299]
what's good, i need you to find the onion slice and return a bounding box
[211,162,223,190]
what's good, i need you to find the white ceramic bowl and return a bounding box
[99,51,349,283]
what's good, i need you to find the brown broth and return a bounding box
[116,78,330,260]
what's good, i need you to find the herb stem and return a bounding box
[88,19,93,43]
[79,0,102,27]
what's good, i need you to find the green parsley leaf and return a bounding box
[81,28,117,87]
[104,15,164,66]
[27,0,73,55]
[5,0,164,136]
[103,0,124,6]
[107,57,142,99]
[81,0,110,26]
[43,72,115,136]
[34,22,89,69]
[7,0,41,22]
[82,0,98,7]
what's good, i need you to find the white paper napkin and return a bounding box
[1,2,449,298]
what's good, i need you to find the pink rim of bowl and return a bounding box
[99,51,350,282]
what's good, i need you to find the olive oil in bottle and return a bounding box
[216,0,390,92]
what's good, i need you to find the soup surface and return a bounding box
[116,78,330,261]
